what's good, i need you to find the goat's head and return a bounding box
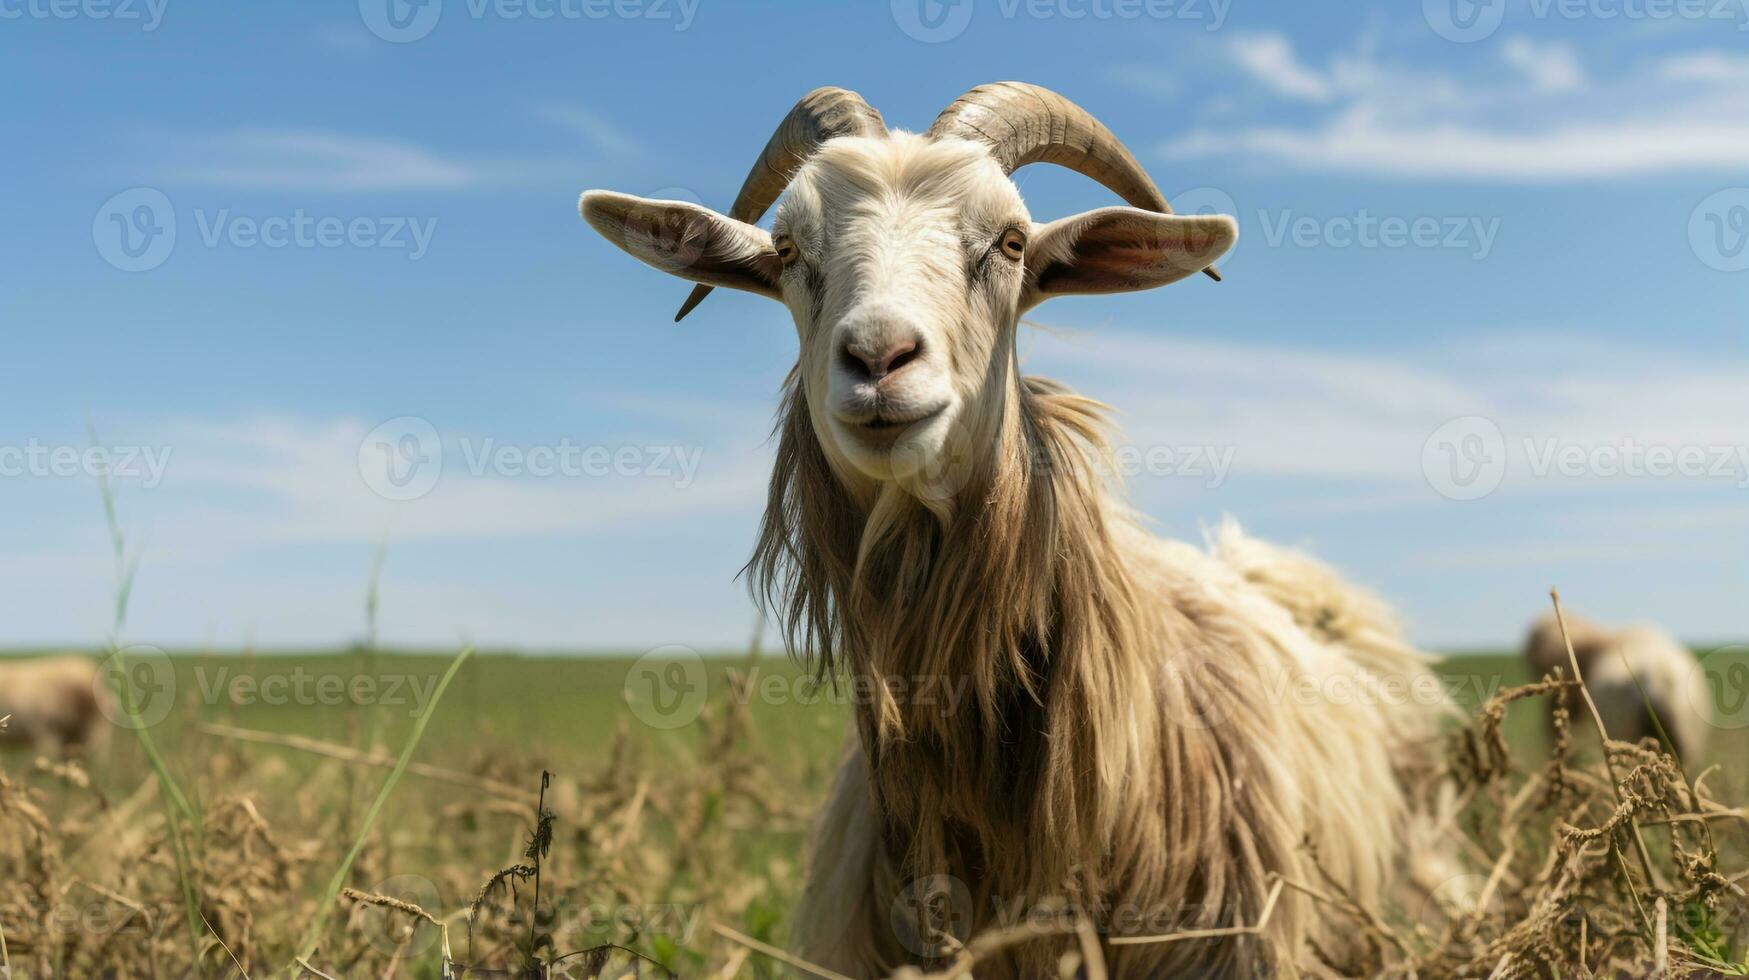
[581,83,1236,504]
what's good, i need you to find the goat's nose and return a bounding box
[840,336,922,382]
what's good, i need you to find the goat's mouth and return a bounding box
[840,406,947,449]
[861,416,913,432]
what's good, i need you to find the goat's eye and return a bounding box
[998,228,1027,260]
[773,236,799,266]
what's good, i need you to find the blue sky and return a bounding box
[1,0,1744,653]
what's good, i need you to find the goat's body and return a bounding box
[1522,615,1710,762]
[0,654,110,755]
[785,385,1453,978]
[582,82,1456,977]
[1588,627,1711,761]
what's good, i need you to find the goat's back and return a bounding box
[1586,625,1712,761]
[1523,611,1608,680]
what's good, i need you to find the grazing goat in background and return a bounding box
[1524,612,1713,762]
[581,82,1455,977]
[0,654,111,756]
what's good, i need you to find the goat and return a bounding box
[1523,612,1712,762]
[0,654,111,756]
[580,82,1455,977]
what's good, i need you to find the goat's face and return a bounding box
[771,136,1025,485]
[580,84,1237,501]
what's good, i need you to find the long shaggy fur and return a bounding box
[758,375,1456,977]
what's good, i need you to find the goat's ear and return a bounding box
[1021,207,1237,311]
[580,191,783,303]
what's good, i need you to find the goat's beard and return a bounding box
[751,366,1045,688]
[748,364,1158,898]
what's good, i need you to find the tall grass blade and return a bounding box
[295,645,477,963]
[89,426,206,958]
[361,540,387,752]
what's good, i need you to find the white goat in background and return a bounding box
[0,654,111,756]
[1523,612,1714,762]
[581,82,1455,978]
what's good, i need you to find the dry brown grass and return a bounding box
[0,664,814,978]
[0,640,1743,979]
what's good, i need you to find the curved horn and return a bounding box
[675,87,886,321]
[927,82,1219,281]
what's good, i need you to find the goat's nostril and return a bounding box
[843,338,922,381]
[840,343,874,381]
[883,339,920,377]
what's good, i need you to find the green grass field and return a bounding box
[17,648,1570,798]
[52,647,1728,780]
[73,649,853,781]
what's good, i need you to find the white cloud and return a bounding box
[164,129,490,191]
[1166,33,1749,180]
[154,105,619,192]
[1105,64,1179,99]
[1411,539,1701,570]
[535,103,641,156]
[1500,37,1586,94]
[1659,51,1749,82]
[1024,327,1749,494]
[147,413,771,545]
[1165,111,1749,179]
[1228,33,1334,102]
[0,409,780,650]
